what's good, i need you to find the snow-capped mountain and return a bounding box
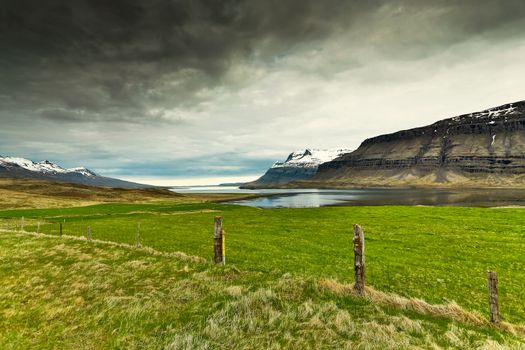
[243,149,352,188]
[65,167,99,177]
[0,156,98,177]
[0,156,149,189]
[272,149,352,169]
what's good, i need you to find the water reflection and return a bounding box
[243,192,352,208]
[172,186,525,208]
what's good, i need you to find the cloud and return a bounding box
[1,0,525,179]
[39,108,91,122]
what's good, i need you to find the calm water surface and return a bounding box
[171,186,525,208]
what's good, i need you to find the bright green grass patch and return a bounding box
[0,232,522,349]
[1,203,524,324]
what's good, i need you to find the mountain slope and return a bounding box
[0,156,149,189]
[310,101,525,188]
[242,149,351,188]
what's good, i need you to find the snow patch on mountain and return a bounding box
[0,156,97,177]
[272,149,352,169]
[66,167,98,177]
[450,103,520,123]
[241,148,353,188]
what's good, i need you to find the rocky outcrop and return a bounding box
[311,101,525,187]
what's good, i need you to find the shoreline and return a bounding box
[184,186,525,209]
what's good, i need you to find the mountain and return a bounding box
[242,149,351,188]
[0,156,150,189]
[307,101,525,188]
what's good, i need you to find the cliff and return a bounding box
[310,101,525,188]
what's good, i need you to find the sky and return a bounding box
[1,0,525,185]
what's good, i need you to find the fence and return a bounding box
[0,216,504,324]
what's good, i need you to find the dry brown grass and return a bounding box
[0,178,184,208]
[319,278,525,337]
[0,228,207,264]
[0,186,98,209]
[0,178,255,209]
[169,275,525,349]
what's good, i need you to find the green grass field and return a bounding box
[1,202,524,348]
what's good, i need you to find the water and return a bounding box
[171,186,525,208]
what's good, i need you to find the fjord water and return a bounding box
[172,186,525,208]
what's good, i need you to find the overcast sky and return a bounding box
[1,0,525,185]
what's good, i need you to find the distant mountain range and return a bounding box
[4,100,525,190]
[0,156,150,189]
[246,100,525,188]
[242,149,351,188]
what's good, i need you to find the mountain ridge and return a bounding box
[307,100,525,188]
[242,149,351,188]
[0,156,151,189]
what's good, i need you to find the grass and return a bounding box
[0,200,524,348]
[1,203,524,321]
[0,231,523,349]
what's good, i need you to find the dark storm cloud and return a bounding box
[1,0,524,122]
[0,0,370,119]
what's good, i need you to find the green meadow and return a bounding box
[1,202,524,348]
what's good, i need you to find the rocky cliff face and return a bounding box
[313,101,525,187]
[243,149,351,188]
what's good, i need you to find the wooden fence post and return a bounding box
[222,230,226,265]
[214,217,223,264]
[136,221,141,248]
[87,226,91,241]
[59,222,63,238]
[488,271,500,323]
[353,224,365,295]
